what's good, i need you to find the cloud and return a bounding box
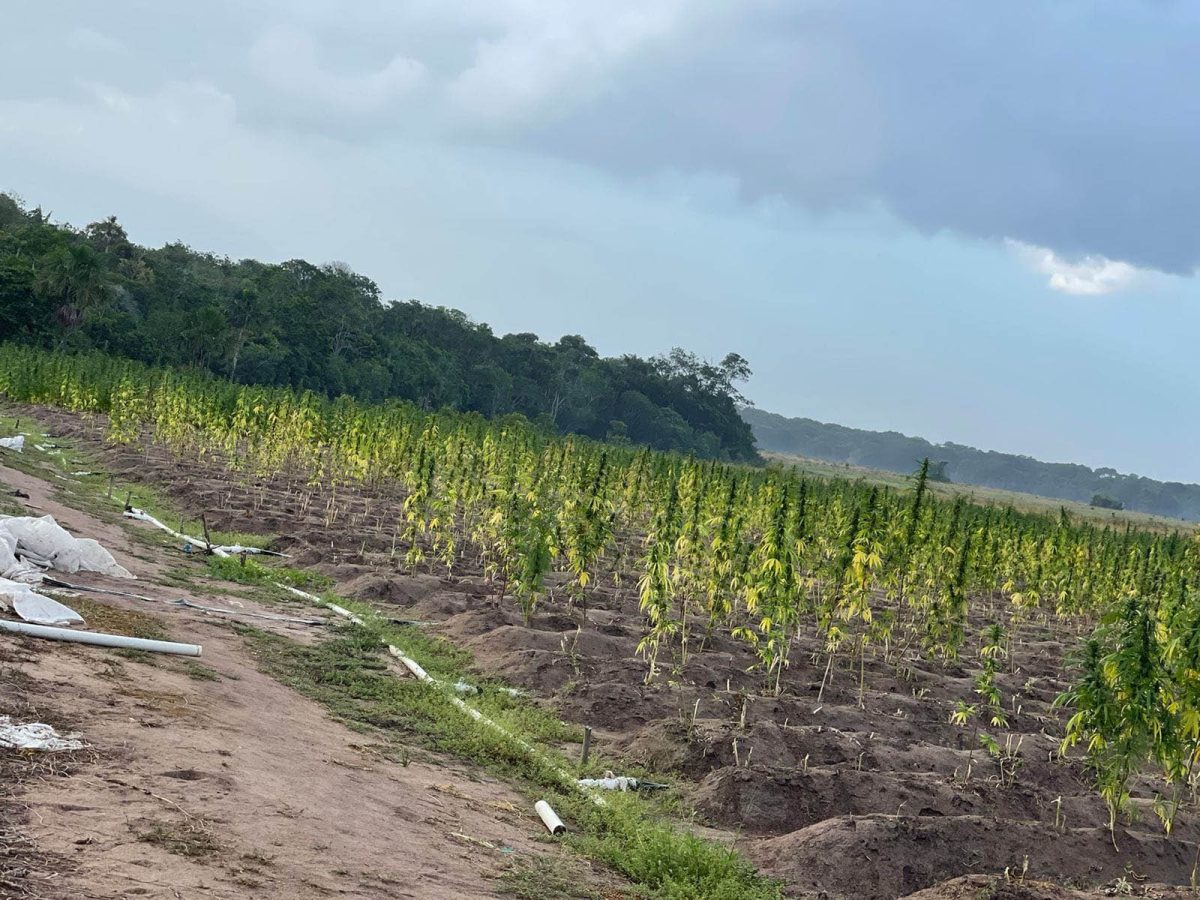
[65,28,124,54]
[250,25,426,114]
[0,80,252,205]
[1007,240,1142,295]
[506,3,1200,275]
[8,2,1200,274]
[446,1,690,123]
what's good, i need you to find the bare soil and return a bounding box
[0,449,626,898]
[9,404,1200,899]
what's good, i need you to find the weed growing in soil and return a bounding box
[205,555,332,591]
[560,791,777,900]
[136,818,222,858]
[177,660,221,681]
[69,597,167,640]
[497,855,610,899]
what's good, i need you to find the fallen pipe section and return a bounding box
[123,509,286,558]
[0,619,202,656]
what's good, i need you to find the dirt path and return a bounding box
[0,459,615,899]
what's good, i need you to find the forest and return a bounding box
[744,406,1200,521]
[0,193,757,462]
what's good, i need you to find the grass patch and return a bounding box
[497,855,612,899]
[241,621,780,899]
[205,556,332,591]
[137,818,222,858]
[208,528,275,550]
[243,627,571,782]
[69,596,166,640]
[0,493,23,516]
[177,660,221,681]
[560,794,773,900]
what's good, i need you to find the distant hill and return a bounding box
[742,407,1200,522]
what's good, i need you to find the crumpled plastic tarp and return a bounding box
[0,715,85,751]
[0,435,24,452]
[0,514,133,625]
[0,516,133,579]
[578,776,641,791]
[0,577,84,625]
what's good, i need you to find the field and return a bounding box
[766,451,1198,535]
[4,346,1200,899]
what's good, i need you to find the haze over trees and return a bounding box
[744,407,1200,521]
[0,194,757,461]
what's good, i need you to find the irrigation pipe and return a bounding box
[216,545,289,557]
[174,598,325,626]
[41,577,326,626]
[124,508,229,557]
[278,582,601,804]
[535,800,566,835]
[0,619,202,656]
[123,509,290,558]
[275,583,366,625]
[42,576,161,603]
[124,502,605,809]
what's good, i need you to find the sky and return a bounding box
[2,1,1199,482]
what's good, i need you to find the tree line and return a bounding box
[0,193,758,461]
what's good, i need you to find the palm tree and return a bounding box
[36,243,107,346]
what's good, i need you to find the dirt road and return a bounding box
[1,458,610,899]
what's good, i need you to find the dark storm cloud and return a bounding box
[516,2,1200,273]
[5,1,1199,271]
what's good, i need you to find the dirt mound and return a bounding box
[901,875,1089,899]
[608,721,700,772]
[695,765,1027,832]
[341,571,447,608]
[749,814,1199,899]
[903,874,1200,899]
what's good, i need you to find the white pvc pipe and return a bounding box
[303,593,607,806]
[535,800,566,835]
[0,619,202,656]
[123,502,606,804]
[275,583,366,625]
[124,508,229,557]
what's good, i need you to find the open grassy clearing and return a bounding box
[765,450,1197,535]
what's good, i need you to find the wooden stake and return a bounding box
[200,514,214,555]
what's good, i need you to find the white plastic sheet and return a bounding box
[0,716,85,751]
[0,528,16,573]
[0,435,24,452]
[0,515,133,625]
[0,577,84,626]
[3,560,46,585]
[0,516,133,578]
[578,776,640,791]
